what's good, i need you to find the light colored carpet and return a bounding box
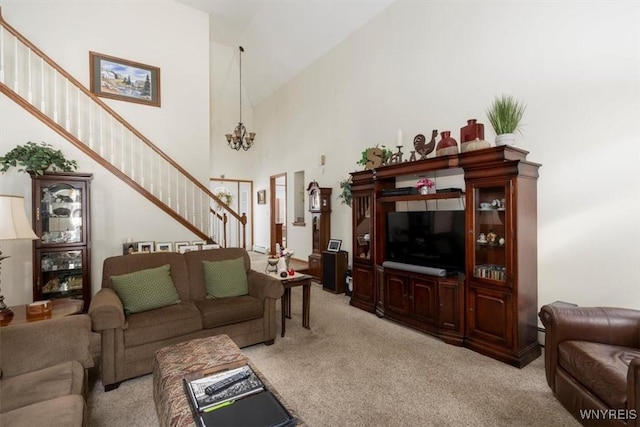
[88,253,579,426]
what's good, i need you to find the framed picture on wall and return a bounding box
[327,239,341,252]
[257,190,266,205]
[89,51,161,107]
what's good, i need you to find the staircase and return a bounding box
[0,11,247,248]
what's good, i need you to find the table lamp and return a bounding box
[0,195,38,313]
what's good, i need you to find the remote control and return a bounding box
[204,371,250,395]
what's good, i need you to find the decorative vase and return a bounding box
[285,254,291,271]
[435,131,458,157]
[419,186,429,195]
[495,133,516,146]
[461,138,491,153]
[460,119,484,143]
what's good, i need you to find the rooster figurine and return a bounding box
[414,129,437,159]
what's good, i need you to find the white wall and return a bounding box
[0,0,210,305]
[250,1,640,309]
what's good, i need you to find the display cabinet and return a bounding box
[32,172,92,311]
[463,158,541,367]
[349,146,541,367]
[349,171,376,312]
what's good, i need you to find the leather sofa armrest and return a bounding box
[629,357,640,426]
[539,305,640,392]
[0,314,94,377]
[247,270,284,300]
[88,288,125,331]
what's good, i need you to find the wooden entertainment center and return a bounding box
[349,146,541,367]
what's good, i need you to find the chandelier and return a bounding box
[225,46,256,151]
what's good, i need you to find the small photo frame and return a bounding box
[156,242,173,252]
[192,241,206,248]
[123,243,138,255]
[175,241,189,252]
[137,241,154,253]
[327,239,342,252]
[257,190,266,205]
[179,245,200,254]
[201,244,220,250]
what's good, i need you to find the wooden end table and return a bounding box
[0,298,84,327]
[269,272,312,337]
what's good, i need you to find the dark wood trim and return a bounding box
[269,173,287,254]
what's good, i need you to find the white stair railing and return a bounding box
[0,13,248,247]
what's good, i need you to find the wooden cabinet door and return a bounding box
[466,284,513,348]
[308,253,322,280]
[352,265,375,305]
[438,278,462,331]
[411,276,437,325]
[385,271,410,316]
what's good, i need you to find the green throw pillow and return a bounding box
[203,257,248,298]
[111,264,181,314]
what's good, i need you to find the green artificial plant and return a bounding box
[356,145,393,168]
[486,94,526,135]
[338,176,353,207]
[0,141,78,175]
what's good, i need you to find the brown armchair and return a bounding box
[539,305,640,426]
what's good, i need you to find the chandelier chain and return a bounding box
[225,45,255,151]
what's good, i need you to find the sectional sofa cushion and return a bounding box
[203,257,249,298]
[195,296,263,329]
[0,360,84,413]
[123,302,202,347]
[111,264,180,314]
[0,394,85,427]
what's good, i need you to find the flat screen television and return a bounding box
[386,210,466,273]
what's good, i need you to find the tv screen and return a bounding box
[386,210,466,272]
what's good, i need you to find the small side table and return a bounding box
[270,273,312,337]
[0,298,84,327]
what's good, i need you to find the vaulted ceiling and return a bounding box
[174,0,395,106]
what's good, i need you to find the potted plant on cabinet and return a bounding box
[357,145,393,170]
[486,94,526,146]
[0,141,78,175]
[338,177,352,207]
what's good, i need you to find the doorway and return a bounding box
[270,173,287,254]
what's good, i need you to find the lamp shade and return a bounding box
[0,195,38,241]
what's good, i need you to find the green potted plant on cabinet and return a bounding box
[357,145,393,170]
[338,176,352,207]
[0,141,78,175]
[486,94,526,146]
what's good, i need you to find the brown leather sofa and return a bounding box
[88,248,283,391]
[539,305,640,426]
[0,314,94,427]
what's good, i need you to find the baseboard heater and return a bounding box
[252,245,268,254]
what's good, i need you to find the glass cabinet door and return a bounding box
[471,183,510,284]
[37,248,86,300]
[353,194,372,261]
[38,182,84,245]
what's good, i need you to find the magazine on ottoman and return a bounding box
[183,362,296,427]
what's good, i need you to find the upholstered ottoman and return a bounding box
[153,334,299,427]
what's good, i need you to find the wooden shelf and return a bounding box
[379,191,465,203]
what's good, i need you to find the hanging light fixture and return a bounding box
[225,46,256,151]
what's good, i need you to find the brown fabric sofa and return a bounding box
[0,314,95,427]
[539,305,640,426]
[88,248,283,391]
